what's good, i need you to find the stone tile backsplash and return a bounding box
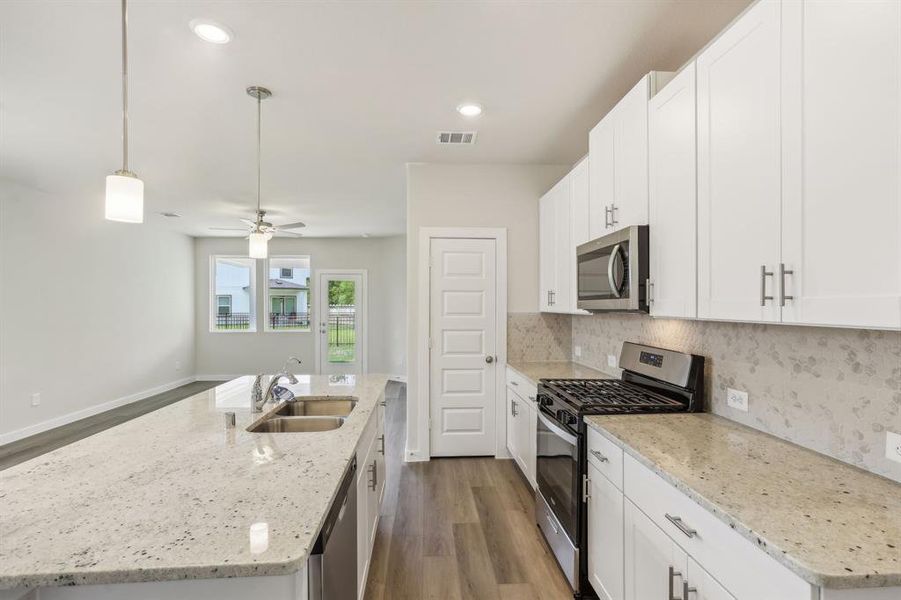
[570,313,901,482]
[507,313,572,363]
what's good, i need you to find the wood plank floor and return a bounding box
[366,383,573,600]
[0,380,222,470]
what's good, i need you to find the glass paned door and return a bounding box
[317,272,365,374]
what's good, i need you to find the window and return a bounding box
[267,256,311,331]
[211,257,256,332]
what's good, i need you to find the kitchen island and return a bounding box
[0,374,389,599]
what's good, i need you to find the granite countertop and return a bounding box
[0,374,389,590]
[507,360,609,385]
[584,413,901,589]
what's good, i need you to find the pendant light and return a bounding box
[105,0,143,223]
[247,85,272,259]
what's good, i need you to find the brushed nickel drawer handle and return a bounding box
[668,566,683,600]
[510,380,519,386]
[665,513,697,538]
[589,449,609,463]
[683,581,697,599]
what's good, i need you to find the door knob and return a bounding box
[485,355,495,364]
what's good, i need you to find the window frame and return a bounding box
[209,256,257,333]
[265,255,312,333]
[279,267,293,279]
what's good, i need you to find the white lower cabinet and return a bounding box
[587,463,624,600]
[686,556,736,600]
[623,497,687,600]
[505,370,537,489]
[357,401,385,600]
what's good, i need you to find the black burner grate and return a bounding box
[541,378,686,413]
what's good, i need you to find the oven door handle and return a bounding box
[538,412,578,446]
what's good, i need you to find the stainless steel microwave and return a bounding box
[576,225,649,312]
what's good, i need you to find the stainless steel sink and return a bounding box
[248,416,346,433]
[274,397,357,417]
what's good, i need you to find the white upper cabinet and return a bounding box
[589,72,673,239]
[648,63,697,319]
[538,159,588,315]
[780,0,901,330]
[697,0,783,323]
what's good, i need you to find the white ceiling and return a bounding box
[0,0,749,237]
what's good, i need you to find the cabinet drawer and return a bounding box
[506,368,538,407]
[586,426,623,490]
[623,454,813,600]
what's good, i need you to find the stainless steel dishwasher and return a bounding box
[308,457,357,600]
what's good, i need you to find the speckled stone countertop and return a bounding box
[585,413,901,589]
[507,360,608,385]
[0,374,389,590]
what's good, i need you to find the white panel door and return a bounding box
[648,63,697,319]
[781,0,901,329]
[697,0,782,323]
[539,190,556,312]
[686,556,737,600]
[613,75,650,229]
[624,499,687,600]
[429,238,498,457]
[553,176,573,313]
[589,116,616,239]
[587,465,624,600]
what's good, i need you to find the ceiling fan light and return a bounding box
[105,172,144,223]
[248,231,268,259]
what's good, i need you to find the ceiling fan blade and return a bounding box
[275,230,303,237]
[239,218,256,226]
[209,227,250,231]
[277,221,306,229]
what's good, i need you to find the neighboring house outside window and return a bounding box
[211,257,256,331]
[267,256,311,331]
[216,295,232,316]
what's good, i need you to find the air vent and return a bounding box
[160,212,181,218]
[436,131,477,145]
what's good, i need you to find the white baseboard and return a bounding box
[0,376,198,446]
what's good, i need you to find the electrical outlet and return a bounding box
[726,388,749,412]
[574,346,582,358]
[607,354,618,368]
[886,431,901,464]
[175,360,182,372]
[31,393,41,407]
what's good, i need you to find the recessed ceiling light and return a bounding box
[190,19,233,44]
[457,103,483,118]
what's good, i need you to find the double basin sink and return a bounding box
[247,397,357,433]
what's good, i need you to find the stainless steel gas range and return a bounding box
[534,342,705,598]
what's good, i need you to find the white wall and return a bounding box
[404,163,570,460]
[0,182,195,442]
[194,236,406,378]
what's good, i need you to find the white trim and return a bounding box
[313,269,369,375]
[195,374,244,381]
[0,376,197,446]
[415,227,508,462]
[209,255,258,333]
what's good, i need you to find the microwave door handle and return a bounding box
[537,411,578,446]
[608,243,623,298]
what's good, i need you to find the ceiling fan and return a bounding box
[208,86,304,256]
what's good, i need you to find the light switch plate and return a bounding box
[607,354,617,368]
[726,388,749,412]
[574,346,582,358]
[886,431,901,464]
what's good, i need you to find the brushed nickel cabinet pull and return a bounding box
[590,449,609,463]
[779,263,794,306]
[665,513,697,538]
[683,581,697,599]
[760,265,774,306]
[668,566,683,600]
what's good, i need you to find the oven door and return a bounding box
[577,225,648,312]
[536,410,580,544]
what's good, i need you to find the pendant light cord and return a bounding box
[120,0,129,173]
[256,93,262,216]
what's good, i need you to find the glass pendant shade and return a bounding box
[105,172,144,223]
[248,231,268,259]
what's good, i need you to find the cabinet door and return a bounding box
[553,176,573,313]
[357,433,376,593]
[697,0,782,323]
[587,465,624,600]
[780,0,901,329]
[538,190,556,312]
[624,499,687,600]
[506,387,519,459]
[685,557,737,600]
[613,75,650,229]
[649,64,697,319]
[526,402,537,488]
[514,396,530,476]
[570,157,591,315]
[589,116,616,239]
